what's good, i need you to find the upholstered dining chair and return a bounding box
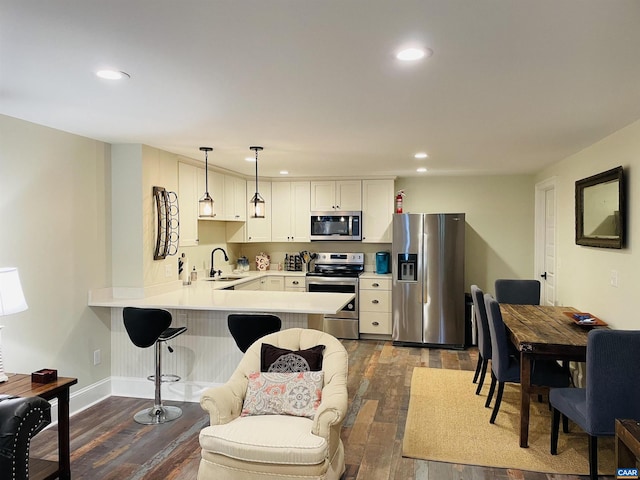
[495,279,541,305]
[227,313,282,353]
[483,294,569,423]
[550,329,640,480]
[470,285,491,395]
[198,328,348,480]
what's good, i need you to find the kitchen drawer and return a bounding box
[360,312,392,335]
[285,277,305,290]
[359,290,391,313]
[360,277,391,290]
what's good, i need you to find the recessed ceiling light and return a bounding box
[96,70,130,80]
[280,170,289,175]
[417,167,427,173]
[396,48,432,62]
[414,152,429,159]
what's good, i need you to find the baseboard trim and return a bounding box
[47,377,221,425]
[110,377,220,404]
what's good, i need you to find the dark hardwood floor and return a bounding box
[30,340,611,479]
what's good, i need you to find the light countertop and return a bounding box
[88,271,353,315]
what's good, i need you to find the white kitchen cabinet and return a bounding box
[310,180,361,211]
[272,181,311,242]
[362,179,394,243]
[359,277,392,335]
[223,174,246,221]
[262,276,284,291]
[178,162,200,246]
[284,277,305,292]
[209,170,225,218]
[233,278,262,290]
[226,180,272,243]
[246,180,272,242]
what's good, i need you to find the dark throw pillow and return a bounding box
[260,343,325,372]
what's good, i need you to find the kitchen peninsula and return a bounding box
[89,273,354,402]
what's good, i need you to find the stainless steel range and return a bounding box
[306,252,364,340]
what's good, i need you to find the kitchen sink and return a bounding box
[203,276,246,282]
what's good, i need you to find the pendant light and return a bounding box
[198,147,215,218]
[249,146,265,218]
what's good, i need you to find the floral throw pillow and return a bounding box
[241,371,324,419]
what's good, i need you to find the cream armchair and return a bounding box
[198,328,348,480]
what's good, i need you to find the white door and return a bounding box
[535,177,557,306]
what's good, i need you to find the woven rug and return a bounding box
[402,367,615,475]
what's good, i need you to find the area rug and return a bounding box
[402,367,615,475]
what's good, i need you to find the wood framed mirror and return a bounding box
[575,166,625,249]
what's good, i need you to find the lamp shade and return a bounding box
[0,268,28,316]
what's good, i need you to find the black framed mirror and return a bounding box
[575,166,625,249]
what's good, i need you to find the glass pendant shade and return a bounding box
[249,146,265,218]
[199,193,214,217]
[199,146,215,218]
[250,192,265,218]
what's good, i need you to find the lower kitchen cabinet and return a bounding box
[262,276,284,291]
[359,276,392,335]
[284,277,305,292]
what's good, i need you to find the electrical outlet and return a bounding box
[610,270,619,287]
[165,264,173,277]
[93,349,101,366]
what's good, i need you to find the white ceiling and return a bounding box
[2,1,640,179]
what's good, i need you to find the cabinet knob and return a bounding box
[372,299,379,304]
[372,321,379,326]
[372,283,379,287]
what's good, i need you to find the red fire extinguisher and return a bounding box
[395,190,405,214]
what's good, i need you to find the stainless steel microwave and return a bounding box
[310,211,362,241]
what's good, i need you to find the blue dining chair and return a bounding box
[550,329,640,480]
[483,294,570,424]
[495,279,540,305]
[470,285,491,395]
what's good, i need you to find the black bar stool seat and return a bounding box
[123,307,187,425]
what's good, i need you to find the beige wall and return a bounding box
[395,175,536,293]
[0,115,112,387]
[536,119,640,329]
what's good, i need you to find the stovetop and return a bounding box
[306,252,364,277]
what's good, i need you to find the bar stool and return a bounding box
[227,314,282,353]
[123,307,187,425]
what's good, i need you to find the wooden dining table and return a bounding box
[499,304,608,448]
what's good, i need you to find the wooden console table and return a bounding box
[0,373,77,480]
[616,419,640,472]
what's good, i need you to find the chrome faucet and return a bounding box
[210,248,229,277]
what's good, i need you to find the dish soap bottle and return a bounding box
[179,253,190,285]
[190,266,197,283]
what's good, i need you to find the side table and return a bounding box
[0,373,77,480]
[616,419,640,473]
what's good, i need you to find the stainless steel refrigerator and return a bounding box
[392,213,465,348]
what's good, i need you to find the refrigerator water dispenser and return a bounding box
[397,253,417,281]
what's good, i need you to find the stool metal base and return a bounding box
[133,404,183,425]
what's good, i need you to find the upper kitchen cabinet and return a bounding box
[178,161,200,246]
[362,179,394,243]
[246,180,272,242]
[228,180,272,242]
[223,174,246,222]
[310,180,361,211]
[272,181,311,242]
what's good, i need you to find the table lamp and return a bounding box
[0,267,28,382]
